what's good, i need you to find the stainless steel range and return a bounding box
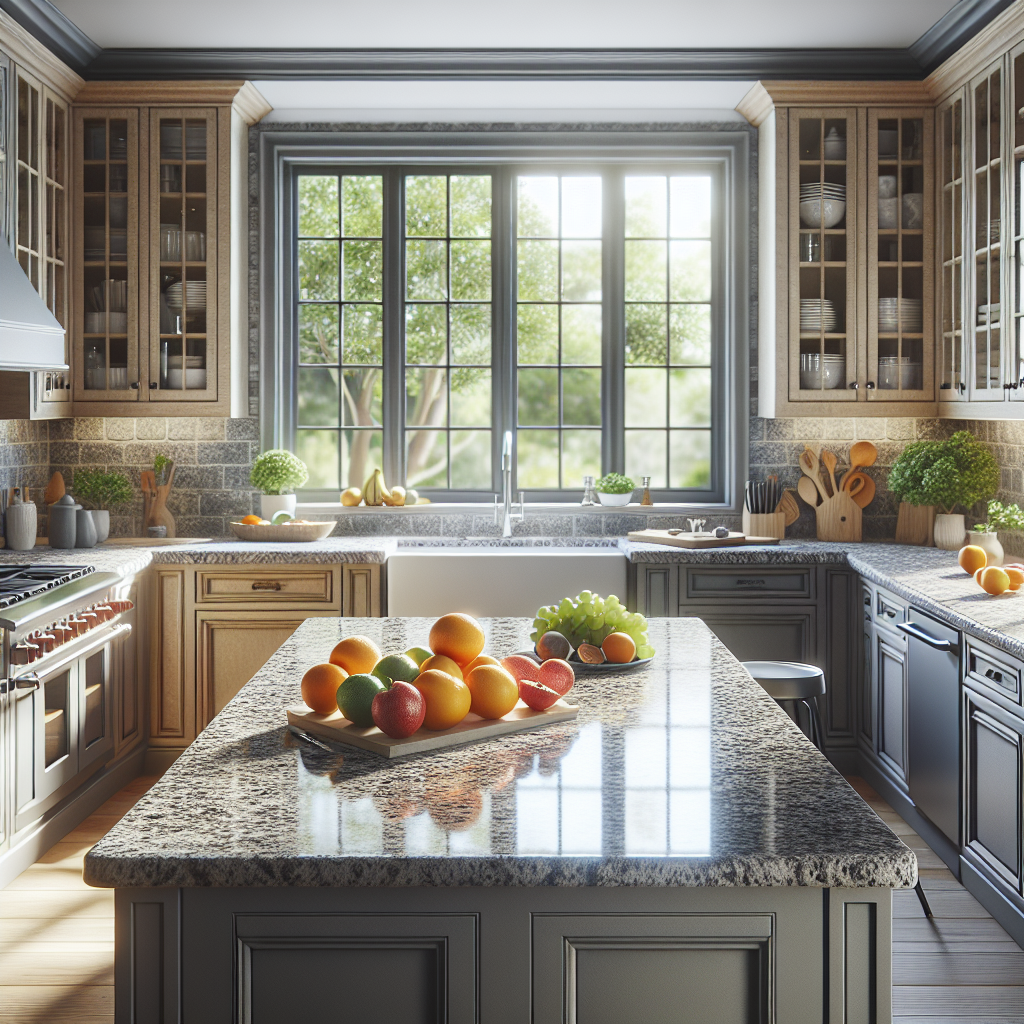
[1,565,135,843]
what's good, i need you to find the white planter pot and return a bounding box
[596,492,632,507]
[91,509,110,543]
[969,530,1004,566]
[260,494,297,520]
[934,513,966,551]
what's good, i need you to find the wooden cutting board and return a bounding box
[627,529,781,549]
[287,698,578,758]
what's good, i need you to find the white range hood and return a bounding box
[0,241,67,372]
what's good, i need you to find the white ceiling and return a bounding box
[53,0,957,50]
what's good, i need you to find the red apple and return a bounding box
[518,678,562,711]
[538,658,574,696]
[371,680,426,738]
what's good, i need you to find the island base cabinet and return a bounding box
[114,884,893,1024]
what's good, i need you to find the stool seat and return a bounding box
[742,661,826,702]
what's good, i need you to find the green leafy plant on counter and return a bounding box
[73,470,133,510]
[973,499,1024,534]
[250,449,309,495]
[595,472,635,495]
[887,431,999,515]
[153,453,173,485]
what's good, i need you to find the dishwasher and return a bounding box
[897,609,961,846]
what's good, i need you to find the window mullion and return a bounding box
[382,168,404,486]
[495,167,516,494]
[603,166,626,475]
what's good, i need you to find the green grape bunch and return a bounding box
[530,591,656,660]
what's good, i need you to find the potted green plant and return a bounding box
[887,431,1000,550]
[594,473,636,507]
[969,499,1024,566]
[73,469,133,543]
[250,449,309,520]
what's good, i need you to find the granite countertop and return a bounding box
[0,545,153,578]
[84,615,915,891]
[147,537,394,565]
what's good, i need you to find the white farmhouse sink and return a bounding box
[386,547,628,617]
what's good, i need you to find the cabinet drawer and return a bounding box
[966,638,1023,705]
[683,567,813,601]
[196,569,335,605]
[874,588,907,630]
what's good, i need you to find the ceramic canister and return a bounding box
[48,493,80,549]
[75,508,98,548]
[4,497,38,551]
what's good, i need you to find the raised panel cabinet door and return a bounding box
[115,581,142,754]
[877,635,908,783]
[344,564,382,617]
[859,586,876,750]
[964,688,1023,890]
[693,608,816,665]
[636,563,677,616]
[151,569,189,743]
[822,568,856,739]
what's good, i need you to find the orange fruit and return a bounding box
[465,664,520,720]
[464,653,500,673]
[1005,567,1024,591]
[330,635,382,675]
[602,632,637,664]
[978,566,1011,596]
[413,669,472,731]
[420,653,464,680]
[958,544,988,575]
[429,613,485,667]
[300,662,348,715]
[241,513,262,525]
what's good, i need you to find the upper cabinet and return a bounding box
[71,84,269,416]
[742,83,937,417]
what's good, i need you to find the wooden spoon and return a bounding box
[849,440,878,471]
[777,489,801,526]
[821,449,839,497]
[845,471,876,508]
[797,476,821,508]
[798,448,830,503]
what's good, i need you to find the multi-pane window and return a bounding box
[296,175,384,489]
[405,175,493,489]
[516,176,603,489]
[287,160,727,502]
[623,176,712,488]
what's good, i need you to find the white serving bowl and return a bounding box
[799,198,845,229]
[596,492,633,507]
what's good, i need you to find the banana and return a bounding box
[340,487,362,507]
[363,468,390,506]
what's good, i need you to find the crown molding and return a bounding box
[74,78,272,121]
[0,0,98,70]
[909,0,1017,73]
[735,79,935,124]
[0,6,83,99]
[926,0,1024,98]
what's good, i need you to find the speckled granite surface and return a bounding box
[148,538,395,564]
[85,616,915,891]
[618,539,852,564]
[0,545,152,578]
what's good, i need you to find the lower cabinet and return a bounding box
[876,631,908,785]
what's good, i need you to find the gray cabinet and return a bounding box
[694,608,815,664]
[859,586,875,750]
[877,632,908,785]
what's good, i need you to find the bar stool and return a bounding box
[742,660,827,751]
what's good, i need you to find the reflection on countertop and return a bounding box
[85,616,914,890]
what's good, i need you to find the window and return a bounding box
[269,131,746,505]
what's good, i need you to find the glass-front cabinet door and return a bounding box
[789,109,859,401]
[74,108,140,401]
[867,109,933,401]
[970,63,1004,400]
[938,92,966,400]
[1012,47,1024,400]
[148,108,218,401]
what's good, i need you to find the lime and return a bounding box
[372,653,421,686]
[404,646,432,667]
[271,510,293,525]
[337,674,385,727]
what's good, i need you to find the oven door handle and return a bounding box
[13,673,40,691]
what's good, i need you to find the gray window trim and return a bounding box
[259,126,749,510]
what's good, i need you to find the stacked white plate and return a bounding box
[800,182,847,200]
[800,298,837,332]
[878,356,923,390]
[978,303,1001,326]
[799,183,847,228]
[165,280,207,311]
[800,352,846,389]
[878,298,922,333]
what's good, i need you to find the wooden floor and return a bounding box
[0,773,1021,1022]
[847,776,1024,1023]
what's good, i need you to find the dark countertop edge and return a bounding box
[83,851,918,890]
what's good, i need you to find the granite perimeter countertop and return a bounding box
[85,615,915,890]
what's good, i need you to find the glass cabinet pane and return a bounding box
[44,670,71,769]
[1014,53,1024,394]
[940,98,965,397]
[796,116,851,394]
[973,66,1003,395]
[157,115,209,393]
[16,74,40,290]
[873,115,925,393]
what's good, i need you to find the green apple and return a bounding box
[404,646,432,667]
[372,653,421,686]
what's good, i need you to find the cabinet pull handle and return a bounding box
[884,608,896,618]
[251,581,283,591]
[14,673,40,690]
[896,621,959,654]
[129,381,140,390]
[984,668,1004,683]
[149,382,158,389]
[734,579,767,587]
[848,382,859,390]
[865,381,876,390]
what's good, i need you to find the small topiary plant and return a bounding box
[888,431,999,515]
[73,470,133,510]
[595,473,635,495]
[250,449,309,495]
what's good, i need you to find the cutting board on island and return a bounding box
[287,699,578,758]
[627,529,781,549]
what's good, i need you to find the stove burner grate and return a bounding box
[0,565,95,609]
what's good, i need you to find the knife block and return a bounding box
[815,491,862,542]
[742,510,786,540]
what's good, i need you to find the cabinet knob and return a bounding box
[129,381,140,390]
[848,382,859,390]
[149,382,159,389]
[865,381,876,390]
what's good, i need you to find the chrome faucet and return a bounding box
[494,430,525,537]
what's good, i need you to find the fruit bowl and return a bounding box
[512,649,653,675]
[228,520,336,542]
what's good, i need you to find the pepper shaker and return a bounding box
[640,476,653,506]
[581,475,597,506]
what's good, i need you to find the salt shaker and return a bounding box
[581,475,597,506]
[640,476,653,506]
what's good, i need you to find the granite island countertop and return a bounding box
[84,615,915,891]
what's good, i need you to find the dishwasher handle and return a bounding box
[896,620,959,654]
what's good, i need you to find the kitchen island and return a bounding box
[86,616,913,1024]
